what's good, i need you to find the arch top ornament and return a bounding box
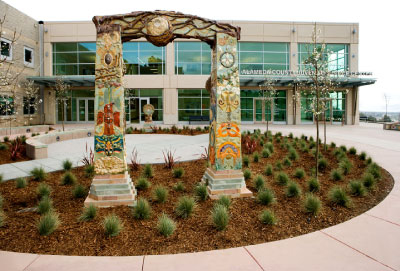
[93,10,241,46]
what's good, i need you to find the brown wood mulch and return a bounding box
[0,142,30,165]
[0,136,393,256]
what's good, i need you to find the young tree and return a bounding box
[259,76,277,136]
[22,80,42,126]
[54,77,71,132]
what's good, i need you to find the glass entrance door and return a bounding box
[140,98,150,123]
[77,98,95,122]
[128,98,150,124]
[254,98,273,123]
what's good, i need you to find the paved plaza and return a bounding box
[0,123,399,270]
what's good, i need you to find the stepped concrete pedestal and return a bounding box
[202,168,253,199]
[84,172,136,208]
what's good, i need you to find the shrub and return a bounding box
[259,139,264,147]
[0,211,5,227]
[62,159,73,171]
[243,156,250,167]
[157,213,176,237]
[276,172,289,186]
[15,177,28,188]
[348,180,366,197]
[194,184,208,201]
[330,169,343,181]
[264,164,273,176]
[136,177,151,191]
[253,175,265,191]
[359,151,367,161]
[309,136,314,142]
[175,196,196,218]
[153,186,168,203]
[340,145,347,152]
[3,136,9,142]
[275,160,283,171]
[262,148,270,158]
[259,209,277,225]
[330,142,336,148]
[265,142,274,153]
[339,159,352,175]
[0,143,7,150]
[72,184,87,198]
[103,214,123,237]
[288,148,299,161]
[294,168,305,179]
[257,189,275,206]
[216,195,231,209]
[318,158,328,171]
[288,132,293,139]
[173,167,185,178]
[36,183,51,198]
[286,181,301,198]
[307,178,320,192]
[78,204,97,221]
[132,198,151,220]
[243,169,252,180]
[303,194,322,215]
[37,212,60,236]
[30,167,47,181]
[362,173,376,189]
[328,187,351,207]
[348,147,357,155]
[61,171,77,185]
[84,165,95,177]
[253,152,260,163]
[211,204,229,231]
[173,181,185,192]
[283,157,292,167]
[309,141,316,149]
[367,163,381,180]
[37,196,53,214]
[143,164,154,178]
[366,157,373,165]
[275,137,281,143]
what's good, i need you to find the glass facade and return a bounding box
[57,90,94,122]
[125,89,163,122]
[178,89,210,121]
[53,42,165,75]
[298,44,348,72]
[300,91,346,123]
[330,91,346,122]
[175,42,211,75]
[238,42,289,75]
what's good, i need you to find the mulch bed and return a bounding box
[0,141,30,165]
[127,126,208,136]
[0,134,393,256]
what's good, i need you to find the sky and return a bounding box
[3,0,399,112]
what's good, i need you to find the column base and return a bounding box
[84,171,137,208]
[202,168,253,200]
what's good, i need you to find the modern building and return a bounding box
[0,0,376,128]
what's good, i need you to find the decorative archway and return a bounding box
[85,11,251,207]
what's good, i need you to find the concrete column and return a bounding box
[165,42,175,76]
[346,88,353,125]
[163,88,178,124]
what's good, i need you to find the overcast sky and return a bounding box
[3,0,399,112]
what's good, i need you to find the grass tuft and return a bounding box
[359,151,367,161]
[339,159,353,175]
[259,209,277,225]
[72,184,87,198]
[103,214,123,237]
[303,194,322,215]
[243,156,250,167]
[367,163,381,180]
[307,178,320,192]
[362,173,376,189]
[264,164,273,176]
[36,183,51,198]
[253,152,260,163]
[348,180,366,197]
[143,164,154,178]
[330,169,343,181]
[37,196,53,214]
[216,195,231,209]
[157,213,176,237]
[328,186,351,207]
[276,172,289,186]
[78,204,98,221]
[132,198,151,220]
[175,196,196,218]
[283,157,292,167]
[84,165,95,177]
[211,204,229,231]
[348,147,357,155]
[173,181,185,192]
[243,169,252,180]
[172,167,185,178]
[30,167,47,181]
[37,211,60,236]
[153,186,168,203]
[262,148,270,158]
[15,177,28,188]
[294,168,305,179]
[194,184,208,201]
[62,159,73,171]
[257,188,276,206]
[286,181,301,198]
[136,177,151,191]
[318,158,328,171]
[253,175,265,191]
[60,171,77,185]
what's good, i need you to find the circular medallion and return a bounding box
[220,52,235,68]
[104,53,113,65]
[147,16,170,36]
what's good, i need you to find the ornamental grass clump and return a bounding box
[264,164,273,176]
[172,167,185,178]
[175,196,196,218]
[194,184,208,201]
[265,142,274,153]
[136,177,151,191]
[339,159,353,175]
[103,214,123,237]
[318,158,328,171]
[262,148,270,158]
[211,204,229,231]
[0,143,7,151]
[328,186,351,207]
[294,168,305,179]
[259,209,277,225]
[367,162,382,180]
[283,157,292,167]
[216,195,231,209]
[253,152,260,163]
[307,178,320,192]
[72,184,87,198]
[37,196,53,214]
[153,186,168,203]
[276,172,289,186]
[15,177,28,188]
[348,180,366,197]
[275,160,283,171]
[340,145,347,152]
[303,194,322,215]
[143,164,154,178]
[243,156,250,167]
[132,198,151,220]
[288,148,299,161]
[348,147,357,155]
[78,204,97,222]
[173,181,185,192]
[157,213,176,237]
[330,142,336,148]
[36,183,51,198]
[253,175,265,191]
[330,169,343,181]
[366,157,373,165]
[362,173,376,189]
[359,151,367,161]
[38,211,60,236]
[243,169,252,180]
[30,167,47,181]
[286,181,301,198]
[84,165,95,177]
[62,159,73,171]
[257,188,276,206]
[61,171,77,185]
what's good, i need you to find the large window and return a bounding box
[53,42,165,75]
[1,38,12,61]
[0,95,14,116]
[125,89,163,122]
[175,42,211,75]
[178,89,209,121]
[238,42,289,75]
[241,90,262,122]
[57,90,94,122]
[330,91,346,122]
[300,91,346,123]
[298,44,348,72]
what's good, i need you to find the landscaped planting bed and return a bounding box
[0,131,393,256]
[0,136,31,165]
